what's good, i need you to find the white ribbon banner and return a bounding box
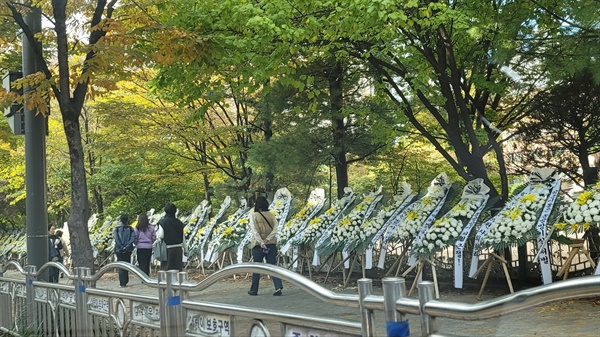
[453,195,489,288]
[535,179,561,284]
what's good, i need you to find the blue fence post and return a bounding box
[358,278,375,337]
[418,281,436,337]
[382,277,410,337]
[74,267,91,336]
[165,270,182,337]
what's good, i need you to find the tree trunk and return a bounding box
[63,116,94,270]
[329,62,348,199]
[92,186,103,215]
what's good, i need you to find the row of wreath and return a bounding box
[1,168,599,281]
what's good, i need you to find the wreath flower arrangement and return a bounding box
[479,183,552,250]
[318,188,382,257]
[208,216,251,254]
[186,227,208,256]
[90,217,118,255]
[278,202,315,247]
[346,182,413,253]
[184,201,211,244]
[412,196,485,258]
[205,202,251,260]
[1,230,25,257]
[294,188,355,248]
[388,173,451,243]
[554,181,600,235]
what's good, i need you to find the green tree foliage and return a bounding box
[0,123,25,230]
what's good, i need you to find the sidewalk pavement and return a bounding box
[3,268,598,336]
[96,271,599,337]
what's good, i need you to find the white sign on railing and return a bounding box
[186,311,231,337]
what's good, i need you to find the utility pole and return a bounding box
[23,5,49,274]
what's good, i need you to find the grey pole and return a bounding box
[75,267,91,336]
[357,278,375,337]
[382,277,406,322]
[157,271,167,337]
[418,281,436,337]
[25,265,36,331]
[165,270,181,337]
[22,4,49,276]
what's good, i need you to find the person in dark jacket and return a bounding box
[113,214,136,287]
[158,203,185,271]
[48,225,62,283]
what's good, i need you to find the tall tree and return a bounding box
[1,0,120,269]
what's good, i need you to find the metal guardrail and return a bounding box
[1,260,599,336]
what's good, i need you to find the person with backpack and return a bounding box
[113,214,136,287]
[247,196,283,296]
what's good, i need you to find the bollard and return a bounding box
[74,267,91,336]
[418,281,436,337]
[165,270,183,337]
[382,277,409,337]
[358,278,375,337]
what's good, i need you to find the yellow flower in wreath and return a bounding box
[576,191,594,205]
[554,223,567,230]
[223,227,234,237]
[406,210,419,220]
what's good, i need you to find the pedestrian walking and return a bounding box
[113,214,136,287]
[48,225,62,283]
[247,196,283,296]
[157,203,185,271]
[134,213,156,276]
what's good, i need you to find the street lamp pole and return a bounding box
[23,4,49,273]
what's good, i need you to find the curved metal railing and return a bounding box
[1,260,599,337]
[422,275,600,320]
[187,263,361,307]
